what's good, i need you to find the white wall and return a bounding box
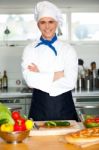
[0,46,24,87]
[0,44,99,87]
[74,44,99,69]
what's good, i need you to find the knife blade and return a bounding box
[34,122,40,130]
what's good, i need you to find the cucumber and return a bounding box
[54,121,70,126]
[45,121,70,127]
[45,121,57,127]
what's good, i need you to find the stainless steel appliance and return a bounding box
[0,97,26,114]
[75,98,99,121]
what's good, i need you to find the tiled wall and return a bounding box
[74,44,99,69]
[0,46,24,87]
[0,44,99,87]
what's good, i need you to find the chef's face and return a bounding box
[38,17,58,40]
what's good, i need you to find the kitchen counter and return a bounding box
[0,87,99,98]
[0,88,32,98]
[73,89,99,98]
[0,134,99,150]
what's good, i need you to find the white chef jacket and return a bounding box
[21,38,78,96]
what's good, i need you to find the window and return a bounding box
[0,14,67,45]
[71,13,99,41]
[0,12,99,45]
[0,14,39,41]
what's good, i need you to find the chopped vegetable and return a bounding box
[84,115,99,128]
[85,122,99,128]
[45,121,70,127]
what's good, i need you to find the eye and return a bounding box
[39,21,46,24]
[49,21,56,24]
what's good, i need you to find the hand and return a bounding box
[28,63,39,72]
[53,71,64,81]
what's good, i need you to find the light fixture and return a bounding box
[57,27,62,36]
[4,26,10,35]
[4,26,11,46]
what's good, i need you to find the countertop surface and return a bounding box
[0,87,32,98]
[1,122,99,150]
[0,134,99,150]
[72,89,99,98]
[0,87,99,98]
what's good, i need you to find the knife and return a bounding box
[34,122,40,130]
[30,118,40,130]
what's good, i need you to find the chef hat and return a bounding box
[34,1,63,26]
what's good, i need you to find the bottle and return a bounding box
[2,70,8,89]
[92,69,97,90]
[95,69,99,89]
[85,70,90,90]
[0,72,2,89]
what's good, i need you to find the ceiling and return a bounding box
[0,0,99,9]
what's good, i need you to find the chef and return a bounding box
[21,1,78,121]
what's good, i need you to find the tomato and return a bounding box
[14,122,26,131]
[95,117,99,123]
[12,111,20,120]
[85,118,95,123]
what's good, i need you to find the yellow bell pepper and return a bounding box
[0,123,14,132]
[25,119,34,130]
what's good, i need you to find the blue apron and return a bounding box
[28,89,79,121]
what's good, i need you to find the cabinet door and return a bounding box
[76,98,99,116]
[25,98,31,116]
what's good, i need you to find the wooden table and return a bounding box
[0,135,99,150]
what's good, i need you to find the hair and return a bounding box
[78,59,84,65]
[91,61,96,66]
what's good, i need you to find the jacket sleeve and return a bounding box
[21,46,54,93]
[51,45,78,93]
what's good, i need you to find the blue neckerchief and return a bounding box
[35,34,57,56]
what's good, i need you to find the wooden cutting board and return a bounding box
[30,120,81,136]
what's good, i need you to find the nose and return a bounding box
[45,22,49,29]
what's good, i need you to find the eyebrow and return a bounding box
[39,20,56,23]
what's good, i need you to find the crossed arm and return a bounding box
[28,63,64,81]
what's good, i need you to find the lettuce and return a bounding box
[0,103,14,124]
[0,103,11,115]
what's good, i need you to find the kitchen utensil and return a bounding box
[34,122,40,130]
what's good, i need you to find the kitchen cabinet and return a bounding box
[0,97,24,114]
[0,88,32,115]
[73,90,99,118]
[1,87,99,117]
[25,98,31,116]
[0,97,31,116]
[75,98,99,121]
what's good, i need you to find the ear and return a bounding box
[37,22,40,28]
